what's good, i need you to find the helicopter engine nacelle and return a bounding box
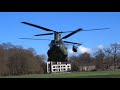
[72,45,78,52]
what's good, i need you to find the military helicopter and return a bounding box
[20,21,109,63]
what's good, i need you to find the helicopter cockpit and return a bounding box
[49,40,60,48]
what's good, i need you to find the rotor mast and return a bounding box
[54,32,61,41]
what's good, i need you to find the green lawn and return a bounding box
[1,69,120,78]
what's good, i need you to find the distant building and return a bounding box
[79,65,96,72]
[47,61,71,73]
[109,65,120,70]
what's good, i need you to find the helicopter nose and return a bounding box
[56,44,60,47]
[54,44,60,47]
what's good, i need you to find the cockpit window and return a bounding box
[49,40,54,48]
[56,41,59,44]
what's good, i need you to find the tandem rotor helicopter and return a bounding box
[20,21,109,64]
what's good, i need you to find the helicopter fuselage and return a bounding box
[47,40,68,62]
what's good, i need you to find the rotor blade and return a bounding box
[19,38,51,41]
[58,31,74,33]
[59,28,110,33]
[34,33,53,36]
[82,28,110,31]
[21,22,55,32]
[62,28,82,39]
[64,41,82,45]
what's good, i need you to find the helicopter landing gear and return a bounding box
[65,58,67,65]
[50,61,52,74]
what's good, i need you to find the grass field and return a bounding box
[1,69,120,78]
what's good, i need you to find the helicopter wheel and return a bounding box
[48,58,50,61]
[65,58,67,65]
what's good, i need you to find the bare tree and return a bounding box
[69,55,79,71]
[79,52,92,66]
[69,53,93,71]
[110,43,120,70]
[0,42,47,75]
[0,45,9,75]
[94,49,105,70]
[103,48,112,70]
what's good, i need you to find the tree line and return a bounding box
[68,43,120,71]
[0,42,47,76]
[0,42,120,76]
